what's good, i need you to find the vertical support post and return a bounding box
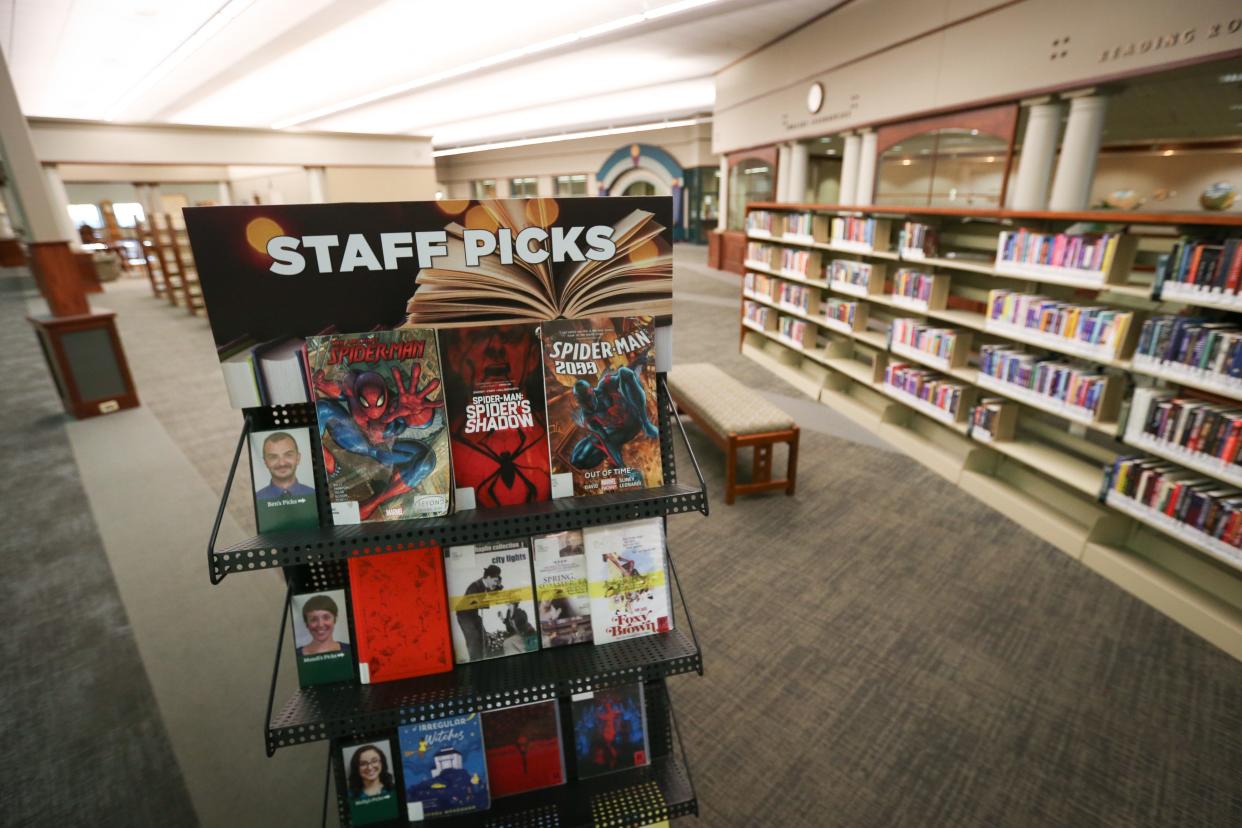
[1048,91,1108,211]
[787,142,809,204]
[855,130,878,206]
[1010,97,1064,210]
[839,132,861,206]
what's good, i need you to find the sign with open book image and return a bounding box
[182,197,673,409]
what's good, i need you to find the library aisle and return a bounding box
[5,247,1239,826]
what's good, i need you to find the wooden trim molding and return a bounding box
[745,202,1242,228]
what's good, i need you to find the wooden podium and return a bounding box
[28,310,139,418]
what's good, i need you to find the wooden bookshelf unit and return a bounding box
[739,202,1242,661]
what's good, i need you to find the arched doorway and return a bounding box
[622,180,657,196]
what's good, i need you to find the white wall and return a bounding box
[324,167,438,202]
[229,169,310,205]
[714,0,1242,153]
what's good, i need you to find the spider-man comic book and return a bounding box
[440,325,550,510]
[306,329,451,524]
[540,316,663,498]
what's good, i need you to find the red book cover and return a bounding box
[440,325,551,509]
[481,701,566,798]
[1185,246,1204,285]
[1224,241,1242,294]
[348,547,453,684]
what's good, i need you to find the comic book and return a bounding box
[306,329,451,524]
[399,713,490,820]
[348,547,453,684]
[540,316,663,498]
[440,324,551,509]
[570,684,650,780]
[582,518,672,645]
[445,540,539,663]
[531,530,593,648]
[481,700,566,798]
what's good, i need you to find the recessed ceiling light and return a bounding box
[826,149,836,154]
[901,159,913,166]
[985,156,996,162]
[1220,73,1242,83]
[1162,149,1175,156]
[970,129,979,135]
[819,137,831,143]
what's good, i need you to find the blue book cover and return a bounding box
[570,684,650,779]
[399,713,490,820]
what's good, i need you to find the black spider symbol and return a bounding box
[454,428,546,504]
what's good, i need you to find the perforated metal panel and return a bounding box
[269,629,701,754]
[326,682,697,827]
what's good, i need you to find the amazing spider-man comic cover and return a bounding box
[307,329,451,524]
[440,325,551,509]
[541,316,663,498]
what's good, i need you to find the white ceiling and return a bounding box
[1,0,837,148]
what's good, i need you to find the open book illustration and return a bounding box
[404,200,672,326]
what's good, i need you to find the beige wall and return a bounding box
[229,169,310,205]
[324,166,439,202]
[715,0,1242,152]
[435,122,715,198]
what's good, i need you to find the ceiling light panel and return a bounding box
[428,77,714,147]
[168,0,654,127]
[2,0,228,119]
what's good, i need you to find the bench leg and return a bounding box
[725,434,738,505]
[786,427,799,496]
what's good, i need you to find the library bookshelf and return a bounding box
[740,202,1242,660]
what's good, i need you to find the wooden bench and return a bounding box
[668,363,799,505]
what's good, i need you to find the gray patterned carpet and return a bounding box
[0,271,197,826]
[6,246,1242,827]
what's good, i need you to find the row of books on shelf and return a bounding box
[1134,316,1242,384]
[293,518,671,690]
[1129,387,1242,473]
[776,282,813,313]
[1107,456,1242,552]
[985,290,1133,357]
[883,363,969,417]
[891,319,960,363]
[746,211,775,234]
[968,397,1016,441]
[743,300,770,329]
[823,298,863,329]
[978,344,1111,418]
[338,682,653,824]
[780,247,817,276]
[743,272,774,299]
[784,212,817,238]
[745,241,771,265]
[247,317,664,530]
[995,229,1125,275]
[831,216,885,248]
[899,222,937,257]
[1158,238,1242,297]
[891,269,942,306]
[778,315,808,345]
[829,258,878,289]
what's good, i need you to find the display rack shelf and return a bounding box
[1130,355,1242,403]
[1122,431,1242,489]
[1104,490,1242,573]
[1158,282,1242,312]
[974,373,1115,432]
[207,378,708,583]
[269,609,700,754]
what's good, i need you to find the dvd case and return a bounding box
[446,540,539,663]
[532,529,593,647]
[482,700,566,798]
[582,518,673,645]
[570,684,650,779]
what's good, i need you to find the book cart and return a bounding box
[206,366,708,826]
[741,202,1242,660]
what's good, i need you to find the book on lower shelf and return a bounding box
[1126,386,1242,485]
[890,318,968,369]
[1133,316,1242,395]
[745,241,773,269]
[775,281,817,316]
[969,397,1017,442]
[829,259,885,296]
[891,269,948,311]
[778,314,809,348]
[882,362,972,423]
[1106,455,1242,569]
[985,289,1134,360]
[746,210,777,236]
[779,246,822,279]
[743,300,774,332]
[821,298,867,334]
[783,211,828,243]
[399,712,491,820]
[899,221,938,258]
[977,344,1119,424]
[743,272,774,300]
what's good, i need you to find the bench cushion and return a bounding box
[668,363,795,436]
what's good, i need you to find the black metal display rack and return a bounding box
[207,374,708,827]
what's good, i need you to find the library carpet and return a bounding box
[6,245,1241,827]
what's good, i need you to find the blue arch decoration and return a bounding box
[595,143,686,239]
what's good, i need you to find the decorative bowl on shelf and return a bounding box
[1105,189,1142,210]
[1200,182,1236,211]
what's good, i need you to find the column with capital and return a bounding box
[855,131,878,206]
[1009,97,1064,210]
[1048,91,1108,211]
[787,142,809,204]
[839,132,861,205]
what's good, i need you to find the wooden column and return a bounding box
[29,241,89,316]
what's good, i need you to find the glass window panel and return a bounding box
[727,160,773,231]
